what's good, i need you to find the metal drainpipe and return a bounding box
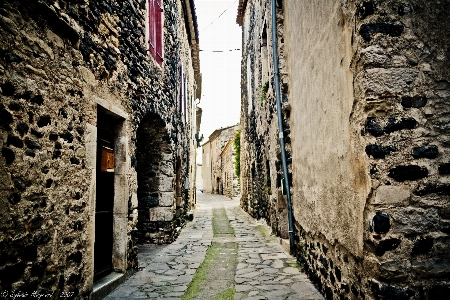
[271,0,295,252]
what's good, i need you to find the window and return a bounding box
[247,55,253,114]
[148,0,163,66]
[261,23,269,85]
[178,62,187,123]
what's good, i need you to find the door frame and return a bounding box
[86,98,129,287]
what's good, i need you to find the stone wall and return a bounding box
[238,0,450,299]
[220,140,240,199]
[0,0,199,297]
[238,0,291,238]
[352,1,450,298]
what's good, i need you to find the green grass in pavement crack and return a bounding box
[256,224,268,238]
[182,208,237,300]
[182,242,221,300]
[256,224,279,242]
[287,258,303,270]
[212,208,235,237]
[215,287,236,300]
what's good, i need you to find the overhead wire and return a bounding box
[200,0,238,32]
[199,48,241,52]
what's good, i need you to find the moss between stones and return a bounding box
[182,208,238,299]
[215,287,236,300]
[212,207,235,237]
[256,224,268,239]
[181,242,220,300]
[259,80,269,103]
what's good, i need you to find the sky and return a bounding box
[194,0,242,140]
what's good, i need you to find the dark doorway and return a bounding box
[216,177,223,195]
[94,107,116,281]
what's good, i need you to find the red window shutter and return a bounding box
[155,0,163,65]
[147,0,163,66]
[148,0,155,56]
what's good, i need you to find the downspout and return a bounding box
[271,0,295,252]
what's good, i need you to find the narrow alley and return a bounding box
[104,192,323,299]
[1,0,449,299]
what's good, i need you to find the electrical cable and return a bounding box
[199,48,240,52]
[200,0,238,32]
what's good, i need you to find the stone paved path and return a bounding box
[105,193,323,299]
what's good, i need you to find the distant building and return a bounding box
[220,140,240,199]
[201,141,212,193]
[202,125,239,196]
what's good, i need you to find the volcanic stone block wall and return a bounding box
[356,1,450,298]
[0,2,109,294]
[0,0,198,297]
[136,113,176,244]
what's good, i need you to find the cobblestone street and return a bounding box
[105,192,323,299]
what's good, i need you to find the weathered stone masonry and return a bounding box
[237,0,292,240]
[355,1,450,298]
[238,0,450,299]
[1,0,200,298]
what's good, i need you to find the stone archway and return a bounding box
[136,113,175,244]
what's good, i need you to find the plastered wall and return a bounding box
[285,0,369,258]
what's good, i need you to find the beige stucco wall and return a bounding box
[196,164,203,190]
[284,1,370,256]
